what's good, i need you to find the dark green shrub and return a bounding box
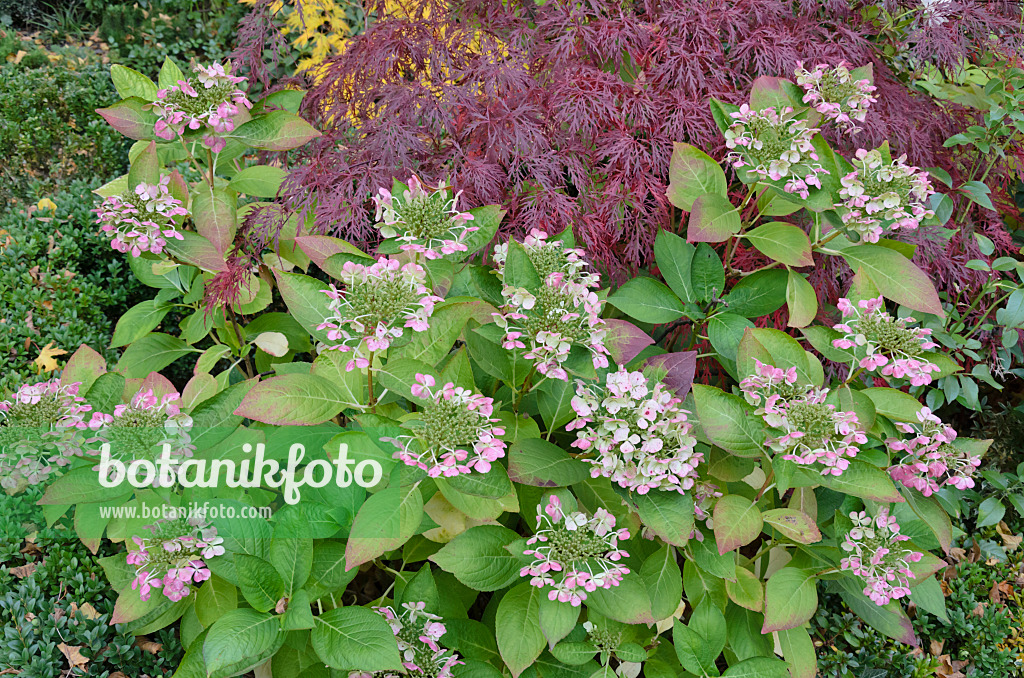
[0,178,145,392]
[0,58,128,201]
[0,488,184,678]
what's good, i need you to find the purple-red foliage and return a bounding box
[234,0,1021,282]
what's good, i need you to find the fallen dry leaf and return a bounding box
[70,602,101,620]
[134,637,163,654]
[58,643,88,669]
[996,521,1022,553]
[34,342,67,373]
[936,655,967,678]
[989,581,1014,605]
[971,602,987,617]
[9,562,37,578]
[930,639,945,656]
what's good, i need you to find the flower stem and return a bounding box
[367,351,376,412]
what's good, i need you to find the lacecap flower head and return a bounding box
[318,257,444,371]
[127,513,224,602]
[521,495,630,607]
[350,602,462,678]
[833,296,941,386]
[87,388,194,479]
[740,360,865,476]
[372,176,477,259]
[724,104,829,199]
[840,508,922,606]
[567,367,702,495]
[385,374,506,478]
[794,61,877,133]
[493,230,609,381]
[836,148,935,243]
[0,379,91,489]
[95,175,188,257]
[146,60,252,153]
[887,407,980,496]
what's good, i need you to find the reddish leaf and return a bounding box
[96,98,157,140]
[603,319,654,364]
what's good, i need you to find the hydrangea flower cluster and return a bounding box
[95,176,188,257]
[887,407,980,496]
[833,296,941,386]
[689,482,723,543]
[0,380,91,489]
[385,374,506,478]
[836,148,935,243]
[127,514,224,602]
[372,176,477,259]
[840,508,923,606]
[318,258,444,371]
[567,367,702,494]
[350,602,462,678]
[521,495,630,606]
[493,230,609,381]
[740,361,865,476]
[147,61,252,152]
[724,105,829,199]
[87,389,194,476]
[794,62,877,133]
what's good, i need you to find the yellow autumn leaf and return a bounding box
[35,343,68,373]
[37,197,58,212]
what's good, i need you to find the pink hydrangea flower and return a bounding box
[568,367,702,494]
[127,514,224,603]
[94,175,188,257]
[384,373,506,478]
[794,61,877,133]
[887,407,980,496]
[350,602,462,678]
[493,230,609,381]
[146,60,252,152]
[372,176,477,259]
[835,148,935,243]
[87,388,194,484]
[833,296,942,386]
[840,508,923,606]
[0,379,92,489]
[741,360,865,476]
[520,496,630,607]
[723,105,829,199]
[317,257,444,371]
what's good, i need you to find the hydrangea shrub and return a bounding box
[0,57,999,678]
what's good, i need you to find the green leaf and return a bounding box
[722,657,791,677]
[538,596,579,648]
[724,270,788,318]
[691,243,725,303]
[430,525,525,591]
[726,567,763,612]
[708,312,755,373]
[632,490,694,548]
[837,245,943,317]
[158,57,184,89]
[786,271,818,328]
[959,180,994,210]
[508,438,591,487]
[234,373,350,425]
[550,642,597,666]
[496,583,547,678]
[607,278,685,324]
[306,541,359,599]
[691,384,766,457]
[762,567,817,633]
[345,483,423,569]
[641,546,683,621]
[192,185,238,256]
[712,495,763,554]
[127,140,160,187]
[817,460,902,502]
[163,231,228,273]
[760,508,821,544]
[269,532,313,595]
[977,496,1006,529]
[110,299,171,348]
[202,609,284,678]
[393,300,490,367]
[654,229,696,302]
[234,554,285,613]
[311,606,402,672]
[903,488,953,553]
[744,222,813,267]
[111,64,158,100]
[229,111,322,151]
[687,193,741,242]
[275,270,334,343]
[778,626,816,678]
[116,333,193,378]
[836,577,918,646]
[97,97,157,140]
[672,617,719,676]
[585,573,655,624]
[667,142,729,211]
[229,165,288,198]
